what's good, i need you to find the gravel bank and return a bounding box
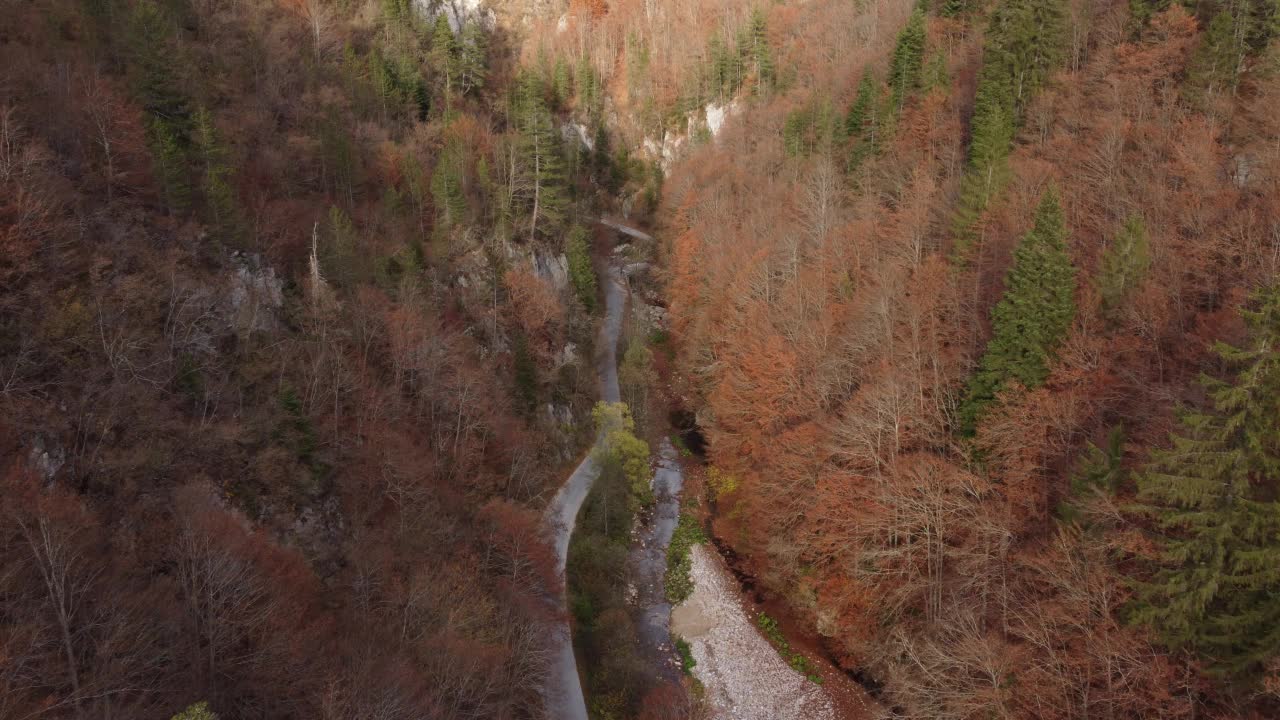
[671,544,837,720]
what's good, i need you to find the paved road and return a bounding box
[542,223,633,720]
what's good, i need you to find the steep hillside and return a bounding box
[659,0,1280,716]
[0,0,654,717]
[5,0,1280,717]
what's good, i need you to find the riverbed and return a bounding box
[672,543,839,720]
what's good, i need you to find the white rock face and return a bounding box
[415,0,495,32]
[28,437,65,483]
[554,342,579,369]
[671,545,837,720]
[562,121,594,151]
[531,250,570,292]
[227,254,284,334]
[641,100,739,171]
[705,100,738,138]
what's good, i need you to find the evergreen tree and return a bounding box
[1132,284,1280,680]
[172,703,219,720]
[193,107,242,245]
[1098,214,1151,321]
[924,50,951,91]
[512,332,538,414]
[576,55,603,119]
[747,9,776,92]
[552,56,573,106]
[1059,426,1126,523]
[1186,10,1246,102]
[430,140,468,234]
[889,8,928,111]
[959,188,1076,434]
[458,20,489,96]
[514,73,567,241]
[147,116,191,214]
[953,0,1067,245]
[985,0,1068,112]
[430,14,460,97]
[127,0,190,130]
[567,224,597,312]
[784,106,812,157]
[707,36,736,99]
[846,71,879,137]
[952,60,1016,244]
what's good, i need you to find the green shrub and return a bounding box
[664,510,705,602]
[674,636,697,675]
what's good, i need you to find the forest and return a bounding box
[2,0,1280,717]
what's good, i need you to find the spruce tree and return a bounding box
[846,71,879,137]
[708,36,735,99]
[1098,214,1151,321]
[127,0,190,130]
[148,116,191,214]
[952,60,1016,244]
[458,21,488,96]
[952,0,1067,245]
[552,56,573,107]
[1132,284,1280,681]
[514,73,566,241]
[566,224,597,312]
[959,188,1076,434]
[1186,10,1246,102]
[889,8,927,111]
[430,14,460,97]
[430,141,468,234]
[745,9,775,93]
[193,107,242,244]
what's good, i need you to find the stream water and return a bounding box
[627,438,686,681]
[545,220,852,719]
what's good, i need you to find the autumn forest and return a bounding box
[2,0,1280,717]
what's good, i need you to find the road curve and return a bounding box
[542,225,631,720]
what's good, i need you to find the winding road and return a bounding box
[542,221,635,720]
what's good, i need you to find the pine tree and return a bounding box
[707,36,735,99]
[889,8,927,111]
[952,0,1067,246]
[1186,10,1246,102]
[985,0,1068,112]
[430,14,460,97]
[1059,426,1126,522]
[846,71,878,137]
[742,9,775,93]
[576,55,603,119]
[514,73,566,241]
[959,188,1076,434]
[193,107,242,244]
[127,0,190,130]
[952,60,1016,244]
[172,702,218,720]
[148,117,190,214]
[552,56,572,107]
[458,20,488,96]
[430,140,468,234]
[1098,214,1151,321]
[567,224,597,312]
[1132,284,1280,680]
